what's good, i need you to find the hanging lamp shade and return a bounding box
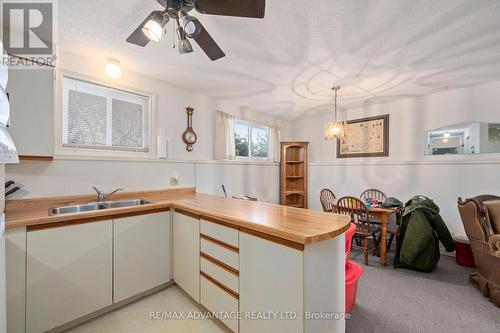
[324,121,345,139]
[324,86,346,140]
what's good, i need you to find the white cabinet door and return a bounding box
[6,68,54,157]
[239,232,303,333]
[26,221,113,333]
[113,212,171,302]
[173,211,200,302]
[5,228,26,333]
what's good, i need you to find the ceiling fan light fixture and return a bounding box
[178,36,193,54]
[176,24,193,54]
[142,11,166,42]
[180,12,201,38]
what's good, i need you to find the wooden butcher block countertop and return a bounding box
[5,187,350,246]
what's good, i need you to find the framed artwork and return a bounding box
[336,114,389,158]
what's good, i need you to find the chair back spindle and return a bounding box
[336,196,372,234]
[320,188,336,212]
[360,189,387,203]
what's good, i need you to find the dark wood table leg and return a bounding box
[380,213,388,266]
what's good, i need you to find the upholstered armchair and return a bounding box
[458,195,500,307]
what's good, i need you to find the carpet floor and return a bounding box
[347,250,500,333]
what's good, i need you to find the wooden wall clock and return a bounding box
[182,107,197,151]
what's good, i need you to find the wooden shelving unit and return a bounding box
[280,142,309,209]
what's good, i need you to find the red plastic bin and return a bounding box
[455,239,476,268]
[344,224,363,313]
[345,261,363,313]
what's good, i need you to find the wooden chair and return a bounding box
[360,189,387,203]
[335,196,381,265]
[360,189,387,255]
[320,189,336,212]
[385,207,403,253]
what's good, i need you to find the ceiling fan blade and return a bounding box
[194,0,266,18]
[193,23,225,61]
[126,13,155,47]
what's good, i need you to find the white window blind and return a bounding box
[62,76,150,153]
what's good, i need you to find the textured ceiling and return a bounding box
[58,0,500,120]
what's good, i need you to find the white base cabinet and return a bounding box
[6,209,345,333]
[238,232,345,333]
[26,221,113,333]
[239,232,303,333]
[6,228,26,333]
[173,211,200,302]
[113,212,171,302]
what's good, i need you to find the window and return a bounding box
[62,76,151,154]
[234,120,269,158]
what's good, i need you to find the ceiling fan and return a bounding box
[126,0,266,61]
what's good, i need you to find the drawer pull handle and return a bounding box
[201,252,239,276]
[201,271,239,300]
[201,234,239,253]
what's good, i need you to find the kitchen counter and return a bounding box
[6,187,349,332]
[5,187,350,245]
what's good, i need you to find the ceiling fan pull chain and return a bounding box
[172,21,176,48]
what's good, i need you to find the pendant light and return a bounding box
[324,86,346,140]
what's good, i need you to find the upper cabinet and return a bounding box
[6,68,54,157]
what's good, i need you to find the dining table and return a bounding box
[332,199,398,267]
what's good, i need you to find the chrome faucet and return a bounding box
[92,186,123,202]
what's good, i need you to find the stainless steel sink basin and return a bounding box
[49,199,150,215]
[49,203,109,215]
[105,199,150,208]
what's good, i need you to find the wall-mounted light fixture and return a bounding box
[105,58,122,79]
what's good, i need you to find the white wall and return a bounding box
[5,52,290,202]
[5,160,195,198]
[58,51,290,161]
[292,80,500,238]
[6,159,281,204]
[195,161,280,203]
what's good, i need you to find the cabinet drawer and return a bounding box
[201,237,238,270]
[201,255,238,294]
[201,275,239,333]
[200,219,238,248]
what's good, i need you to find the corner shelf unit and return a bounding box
[280,142,309,209]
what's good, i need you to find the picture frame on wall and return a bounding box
[336,114,389,158]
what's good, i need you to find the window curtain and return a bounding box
[214,111,236,160]
[268,126,281,162]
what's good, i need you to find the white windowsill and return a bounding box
[48,155,279,166]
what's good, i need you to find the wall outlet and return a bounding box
[170,177,178,186]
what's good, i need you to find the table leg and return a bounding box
[380,213,388,266]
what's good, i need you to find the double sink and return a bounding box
[49,199,150,216]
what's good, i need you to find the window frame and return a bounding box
[55,71,157,159]
[234,119,270,160]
